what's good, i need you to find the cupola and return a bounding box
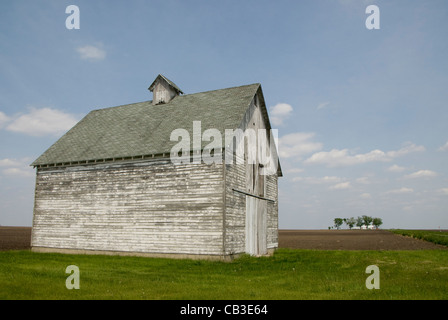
[148,74,183,105]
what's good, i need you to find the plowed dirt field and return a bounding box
[279,229,447,250]
[1,227,446,251]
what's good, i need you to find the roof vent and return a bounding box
[148,74,183,105]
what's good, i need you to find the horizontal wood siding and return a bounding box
[32,160,224,255]
[266,173,278,249]
[223,158,246,255]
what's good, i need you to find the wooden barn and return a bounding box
[31,75,282,260]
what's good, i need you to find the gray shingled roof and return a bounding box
[32,83,262,167]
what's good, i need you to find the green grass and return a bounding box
[0,249,447,300]
[389,229,448,246]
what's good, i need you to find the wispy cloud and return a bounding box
[0,158,34,177]
[5,107,80,137]
[404,170,437,179]
[292,175,343,184]
[386,187,414,194]
[270,103,293,126]
[438,141,448,151]
[0,158,21,167]
[278,132,322,159]
[316,102,330,110]
[304,143,425,167]
[329,181,351,190]
[0,111,11,128]
[2,167,34,177]
[77,44,106,61]
[285,168,305,175]
[387,164,406,173]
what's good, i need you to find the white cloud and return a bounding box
[386,187,414,194]
[438,188,448,196]
[304,148,387,166]
[278,132,322,159]
[304,143,425,167]
[6,107,79,137]
[360,193,372,199]
[404,170,437,179]
[0,158,34,178]
[0,111,11,128]
[355,177,371,184]
[438,141,448,151]
[270,103,293,126]
[2,167,34,177]
[321,176,343,183]
[387,164,406,172]
[386,143,425,158]
[77,44,106,61]
[285,167,304,174]
[0,158,19,167]
[293,175,343,184]
[330,182,351,190]
[316,102,330,110]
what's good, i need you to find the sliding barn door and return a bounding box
[245,196,267,256]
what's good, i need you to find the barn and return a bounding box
[30,75,282,261]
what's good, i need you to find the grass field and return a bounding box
[1,248,447,300]
[389,229,448,247]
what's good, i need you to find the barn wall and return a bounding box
[223,157,246,255]
[223,93,279,255]
[223,160,278,255]
[32,159,225,256]
[266,173,279,249]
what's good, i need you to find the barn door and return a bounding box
[245,159,267,256]
[244,103,268,256]
[245,196,267,256]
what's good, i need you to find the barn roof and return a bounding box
[32,82,272,168]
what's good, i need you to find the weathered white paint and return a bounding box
[223,92,278,256]
[32,160,225,256]
[151,78,178,105]
[31,91,279,260]
[245,196,267,255]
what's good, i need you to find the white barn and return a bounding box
[31,75,282,260]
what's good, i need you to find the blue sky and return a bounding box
[1,0,447,229]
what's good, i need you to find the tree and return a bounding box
[372,217,383,229]
[345,217,356,230]
[334,218,343,230]
[356,216,364,229]
[362,215,373,229]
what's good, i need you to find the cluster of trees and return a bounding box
[332,216,383,230]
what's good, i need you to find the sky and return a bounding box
[0,0,447,229]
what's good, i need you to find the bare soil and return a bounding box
[0,227,446,251]
[0,227,32,251]
[279,229,447,250]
